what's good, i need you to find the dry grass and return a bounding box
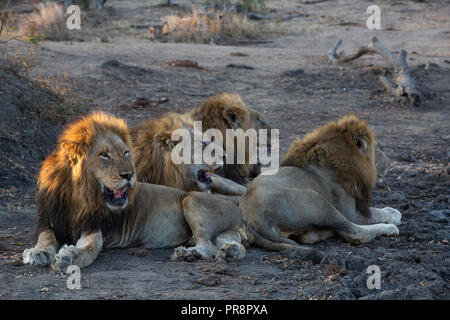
[20,2,69,41]
[159,8,281,43]
[0,46,37,76]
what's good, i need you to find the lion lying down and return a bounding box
[23,112,246,271]
[130,109,247,198]
[241,115,402,257]
[131,93,271,196]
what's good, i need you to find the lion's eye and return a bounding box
[124,150,130,157]
[99,152,110,160]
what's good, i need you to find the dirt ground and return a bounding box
[0,0,449,300]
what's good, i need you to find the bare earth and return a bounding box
[0,0,449,299]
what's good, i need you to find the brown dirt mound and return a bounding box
[0,58,86,202]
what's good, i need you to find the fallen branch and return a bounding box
[0,36,24,44]
[329,36,421,106]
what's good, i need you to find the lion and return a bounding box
[130,93,269,196]
[130,110,247,198]
[22,112,246,271]
[240,115,402,257]
[188,93,271,185]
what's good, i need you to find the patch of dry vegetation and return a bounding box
[159,8,282,43]
[20,2,69,41]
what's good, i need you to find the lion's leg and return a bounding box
[52,231,103,272]
[212,194,241,206]
[260,189,398,245]
[211,174,247,196]
[368,207,402,226]
[312,202,400,244]
[215,230,246,262]
[332,186,371,225]
[23,229,58,266]
[171,240,218,262]
[172,193,243,262]
[332,187,402,226]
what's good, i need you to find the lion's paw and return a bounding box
[216,242,245,262]
[171,246,202,262]
[383,223,400,237]
[51,245,77,272]
[22,248,55,266]
[381,207,402,226]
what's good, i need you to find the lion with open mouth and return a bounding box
[131,110,247,197]
[23,112,246,271]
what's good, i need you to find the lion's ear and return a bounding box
[354,134,369,154]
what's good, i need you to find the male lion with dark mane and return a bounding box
[131,93,270,196]
[188,93,271,185]
[240,115,402,256]
[23,112,246,271]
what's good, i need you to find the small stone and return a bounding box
[196,275,221,287]
[128,248,150,257]
[9,259,24,267]
[428,210,449,223]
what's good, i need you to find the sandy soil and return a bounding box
[0,0,449,299]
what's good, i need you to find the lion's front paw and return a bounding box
[23,248,55,266]
[384,224,400,237]
[51,245,77,272]
[382,207,402,226]
[171,246,202,262]
[216,242,245,262]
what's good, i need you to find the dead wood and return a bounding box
[329,36,421,106]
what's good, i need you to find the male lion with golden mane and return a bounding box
[130,110,246,197]
[240,115,402,256]
[23,112,246,271]
[131,93,270,196]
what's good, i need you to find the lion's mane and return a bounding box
[280,115,377,217]
[35,112,135,245]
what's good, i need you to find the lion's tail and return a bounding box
[243,221,303,252]
[243,222,326,263]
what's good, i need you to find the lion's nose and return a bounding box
[120,172,134,181]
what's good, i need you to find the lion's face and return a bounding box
[87,133,135,211]
[173,127,224,192]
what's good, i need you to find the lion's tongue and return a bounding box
[205,172,212,179]
[114,189,125,199]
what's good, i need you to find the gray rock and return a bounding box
[428,210,449,223]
